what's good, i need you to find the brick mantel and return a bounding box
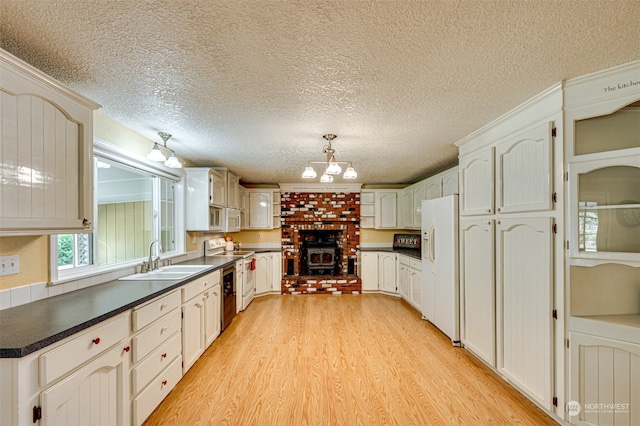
[281,192,362,294]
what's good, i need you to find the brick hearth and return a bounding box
[281,192,362,294]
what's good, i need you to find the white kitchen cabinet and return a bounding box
[40,343,129,426]
[360,191,376,229]
[185,168,225,231]
[0,312,131,426]
[495,123,554,214]
[181,271,221,374]
[213,167,240,209]
[496,217,553,409]
[272,190,281,229]
[459,148,495,216]
[360,252,379,291]
[254,252,282,296]
[245,190,273,229]
[398,256,410,300]
[425,178,442,200]
[412,184,426,229]
[129,290,181,426]
[375,190,400,229]
[460,218,496,367]
[408,259,422,312]
[398,255,422,312]
[401,188,413,229]
[378,253,398,294]
[0,49,99,236]
[440,168,459,197]
[569,331,640,426]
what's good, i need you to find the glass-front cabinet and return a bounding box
[570,160,640,266]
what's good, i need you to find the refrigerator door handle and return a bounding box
[429,227,436,263]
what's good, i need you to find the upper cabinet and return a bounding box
[362,189,400,229]
[185,168,225,232]
[400,166,458,230]
[0,49,100,236]
[460,122,554,216]
[244,189,273,229]
[212,167,240,209]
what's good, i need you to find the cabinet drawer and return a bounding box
[182,272,219,302]
[131,332,181,395]
[39,312,129,386]
[132,290,180,332]
[132,309,181,364]
[132,356,182,426]
[410,259,422,271]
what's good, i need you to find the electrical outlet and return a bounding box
[257,233,262,239]
[0,255,19,276]
[365,233,369,240]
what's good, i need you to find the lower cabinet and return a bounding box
[398,255,422,312]
[378,253,398,294]
[255,252,282,296]
[40,343,129,426]
[181,271,221,374]
[569,332,640,426]
[360,252,379,291]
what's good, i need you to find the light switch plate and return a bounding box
[0,255,19,276]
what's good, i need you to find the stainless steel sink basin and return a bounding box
[119,264,211,281]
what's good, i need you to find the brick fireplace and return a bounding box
[280,191,362,294]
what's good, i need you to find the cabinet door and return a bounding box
[496,122,553,213]
[378,253,397,293]
[209,171,226,207]
[41,344,129,426]
[401,189,414,229]
[569,332,640,425]
[0,86,94,235]
[375,191,399,229]
[460,219,495,366]
[248,192,272,229]
[204,283,221,347]
[409,267,422,312]
[360,252,379,291]
[254,253,270,295]
[425,178,442,200]
[271,253,282,292]
[182,296,205,374]
[460,148,494,215]
[398,260,410,300]
[441,169,459,197]
[496,217,553,409]
[413,185,426,228]
[227,173,240,209]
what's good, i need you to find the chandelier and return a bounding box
[301,134,357,182]
[146,132,182,169]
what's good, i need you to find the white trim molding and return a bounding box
[279,183,362,193]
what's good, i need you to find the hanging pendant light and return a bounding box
[301,134,357,181]
[147,132,182,168]
[146,142,166,162]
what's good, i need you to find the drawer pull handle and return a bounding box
[162,353,167,358]
[161,303,168,310]
[162,380,168,386]
[161,326,169,333]
[92,338,101,345]
[123,345,131,352]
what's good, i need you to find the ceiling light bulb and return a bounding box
[302,166,317,179]
[343,166,357,179]
[146,143,166,162]
[164,153,182,168]
[320,173,333,183]
[326,160,342,175]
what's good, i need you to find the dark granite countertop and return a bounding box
[0,256,238,358]
[359,247,421,260]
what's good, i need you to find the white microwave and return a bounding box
[224,208,241,232]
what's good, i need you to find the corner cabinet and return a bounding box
[0,49,100,236]
[244,189,280,230]
[564,61,640,425]
[360,190,401,229]
[255,252,282,295]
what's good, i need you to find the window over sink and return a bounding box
[51,139,185,282]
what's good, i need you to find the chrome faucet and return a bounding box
[144,239,164,272]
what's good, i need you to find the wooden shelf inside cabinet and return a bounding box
[272,190,281,229]
[569,314,640,344]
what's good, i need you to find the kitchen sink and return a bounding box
[119,264,211,281]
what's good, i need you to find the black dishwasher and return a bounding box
[221,264,236,331]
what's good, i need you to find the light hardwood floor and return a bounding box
[144,294,557,425]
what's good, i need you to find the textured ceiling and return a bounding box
[1,1,639,184]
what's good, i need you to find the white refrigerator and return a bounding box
[421,195,460,345]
